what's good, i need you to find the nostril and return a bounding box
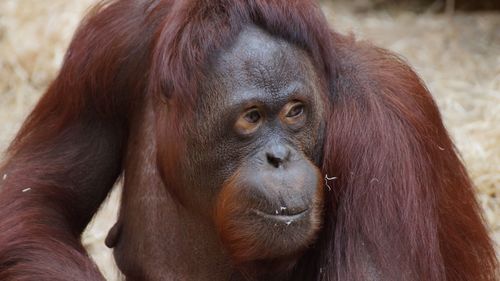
[265,145,290,168]
[266,153,282,168]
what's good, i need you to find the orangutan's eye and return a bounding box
[244,109,261,123]
[235,107,263,135]
[285,102,304,118]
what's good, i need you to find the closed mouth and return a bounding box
[251,208,309,222]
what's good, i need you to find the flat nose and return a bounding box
[265,144,291,168]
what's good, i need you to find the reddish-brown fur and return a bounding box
[0,0,497,280]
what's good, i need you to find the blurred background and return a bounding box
[0,0,498,280]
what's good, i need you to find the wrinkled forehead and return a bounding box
[212,26,313,86]
[201,26,319,105]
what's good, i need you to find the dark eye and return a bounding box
[286,103,304,118]
[235,107,263,135]
[244,109,261,123]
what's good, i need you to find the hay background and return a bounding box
[0,1,498,280]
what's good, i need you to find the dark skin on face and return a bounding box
[162,26,326,277]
